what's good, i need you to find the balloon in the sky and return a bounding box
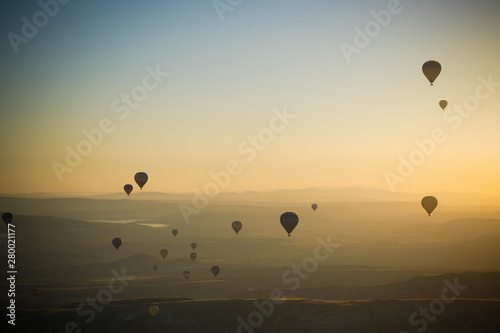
[123,184,133,196]
[183,270,191,280]
[172,229,178,237]
[421,196,438,216]
[31,288,40,298]
[134,172,148,190]
[231,221,242,235]
[422,60,441,86]
[311,204,318,211]
[112,237,122,250]
[191,242,197,250]
[280,212,299,237]
[211,265,221,278]
[148,305,159,317]
[2,212,13,225]
[190,252,197,261]
[153,264,159,272]
[160,248,168,259]
[439,100,448,110]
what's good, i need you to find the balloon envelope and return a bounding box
[148,305,159,317]
[280,212,299,237]
[172,229,178,237]
[232,221,242,235]
[134,172,148,190]
[183,270,190,280]
[112,237,122,250]
[439,100,448,110]
[153,264,158,271]
[211,265,221,277]
[311,204,318,211]
[191,242,197,250]
[123,184,133,196]
[190,252,197,261]
[2,212,13,224]
[160,249,168,259]
[422,60,441,86]
[421,196,438,216]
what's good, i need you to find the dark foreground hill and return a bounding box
[9,297,500,333]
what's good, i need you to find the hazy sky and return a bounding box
[1,0,499,194]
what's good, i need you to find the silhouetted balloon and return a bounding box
[311,204,318,211]
[421,196,438,216]
[31,288,39,298]
[123,184,133,196]
[183,270,190,280]
[211,265,221,277]
[439,100,448,110]
[172,229,178,237]
[160,249,168,259]
[232,221,242,235]
[422,60,441,86]
[153,264,158,271]
[2,212,13,225]
[190,252,197,261]
[191,242,197,250]
[134,172,148,190]
[112,237,122,250]
[280,212,299,237]
[148,305,159,317]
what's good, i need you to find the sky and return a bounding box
[0,0,499,195]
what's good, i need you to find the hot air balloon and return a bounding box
[153,264,158,271]
[311,204,318,211]
[231,221,242,235]
[160,249,168,259]
[134,172,148,190]
[183,270,190,280]
[172,229,178,237]
[190,252,197,261]
[422,60,441,86]
[439,100,448,110]
[123,184,133,196]
[421,196,438,216]
[211,265,221,278]
[2,212,13,225]
[191,242,197,250]
[31,288,40,298]
[112,237,122,250]
[148,305,159,317]
[280,212,299,237]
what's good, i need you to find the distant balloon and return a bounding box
[231,221,242,235]
[439,100,448,110]
[134,172,148,190]
[31,288,40,298]
[191,242,197,250]
[422,60,441,86]
[2,212,13,225]
[172,229,178,237]
[211,265,221,278]
[280,212,299,237]
[148,305,159,317]
[311,204,318,211]
[112,237,122,250]
[160,248,168,259]
[153,264,159,272]
[421,196,438,216]
[183,270,191,280]
[123,184,133,196]
[190,252,197,261]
